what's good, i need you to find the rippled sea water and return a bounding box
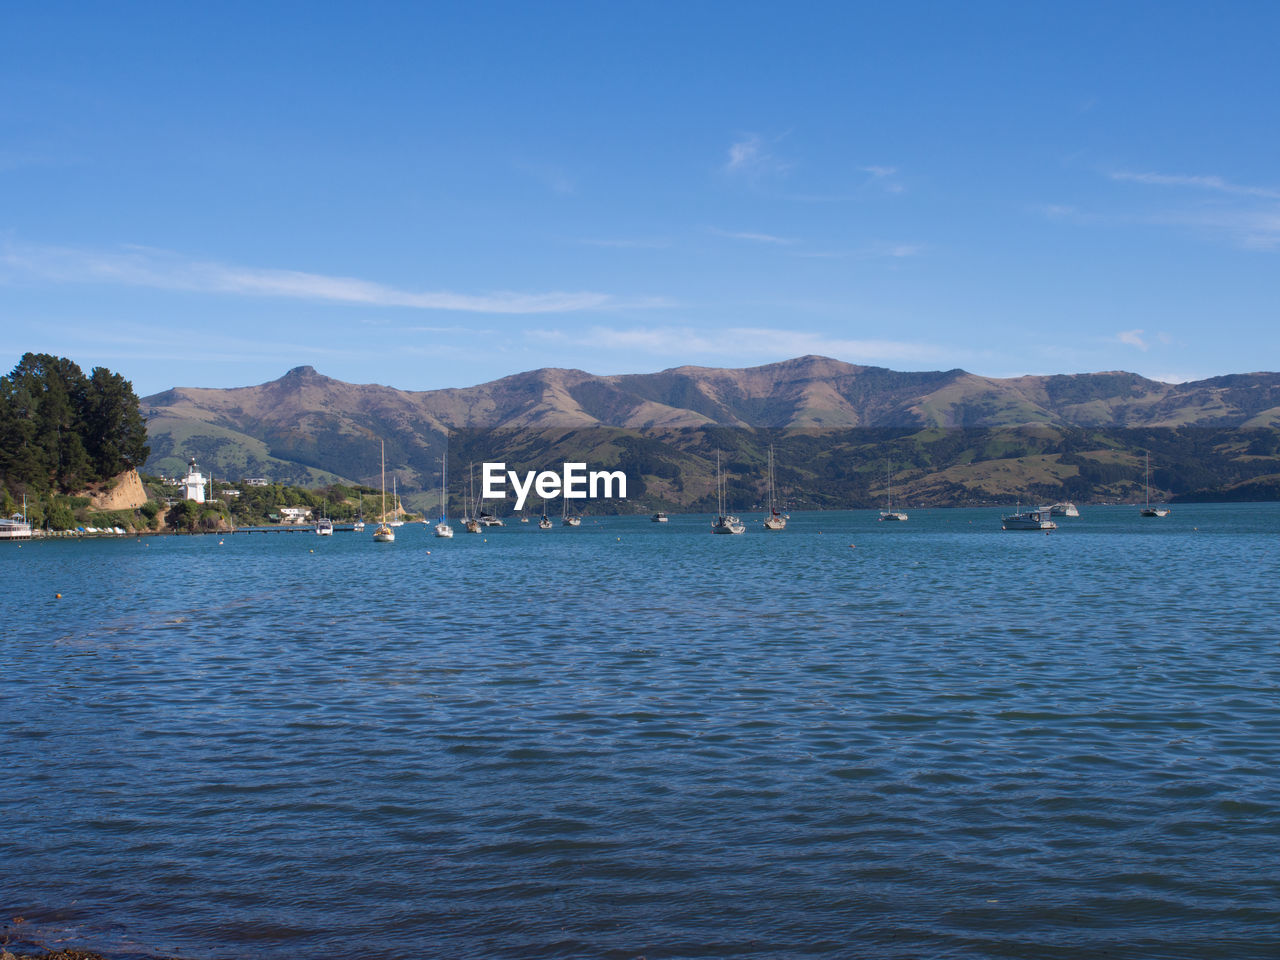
[4,504,1280,959]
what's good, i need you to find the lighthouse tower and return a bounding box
[181,457,207,503]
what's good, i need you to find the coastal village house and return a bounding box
[278,506,313,523]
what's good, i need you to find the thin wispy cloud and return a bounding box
[514,160,575,195]
[1109,170,1280,200]
[526,324,957,366]
[793,242,923,260]
[0,241,641,314]
[576,237,672,250]
[1047,169,1280,250]
[1114,329,1173,352]
[707,227,798,245]
[1116,329,1149,350]
[861,165,905,194]
[722,133,792,180]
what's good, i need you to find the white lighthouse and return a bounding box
[181,457,207,503]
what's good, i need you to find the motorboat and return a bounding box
[651,512,669,523]
[1001,506,1057,531]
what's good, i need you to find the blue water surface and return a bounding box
[3,504,1279,959]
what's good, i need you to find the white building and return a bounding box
[279,506,313,523]
[181,457,207,503]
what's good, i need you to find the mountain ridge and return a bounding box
[140,356,1280,506]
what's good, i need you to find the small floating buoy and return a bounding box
[310,549,314,553]
[617,537,621,541]
[55,593,62,599]
[426,550,431,555]
[849,544,855,549]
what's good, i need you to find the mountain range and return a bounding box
[141,357,1280,510]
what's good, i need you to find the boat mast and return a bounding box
[717,450,724,516]
[380,440,386,523]
[441,433,449,523]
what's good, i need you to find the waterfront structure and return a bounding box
[180,458,207,503]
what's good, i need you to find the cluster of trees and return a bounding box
[0,353,150,496]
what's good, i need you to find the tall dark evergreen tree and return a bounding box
[0,353,149,494]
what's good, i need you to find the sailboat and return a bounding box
[712,450,746,534]
[464,463,482,533]
[434,436,454,538]
[315,499,333,535]
[388,477,405,526]
[561,493,581,526]
[879,458,908,521]
[1140,453,1171,517]
[373,441,395,542]
[763,443,786,531]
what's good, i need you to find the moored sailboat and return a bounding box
[463,463,482,533]
[434,436,454,538]
[388,477,405,526]
[373,441,395,542]
[879,458,908,522]
[712,450,746,534]
[1140,453,1171,517]
[762,444,786,531]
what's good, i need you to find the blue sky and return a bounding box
[2,1,1278,396]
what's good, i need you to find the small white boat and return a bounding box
[1140,454,1171,517]
[1002,506,1057,531]
[1049,502,1080,517]
[712,451,746,534]
[315,517,333,536]
[651,512,669,523]
[538,515,553,529]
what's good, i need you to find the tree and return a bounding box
[0,354,150,494]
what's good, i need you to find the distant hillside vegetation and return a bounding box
[139,357,1280,510]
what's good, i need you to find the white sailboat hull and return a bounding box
[712,515,746,534]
